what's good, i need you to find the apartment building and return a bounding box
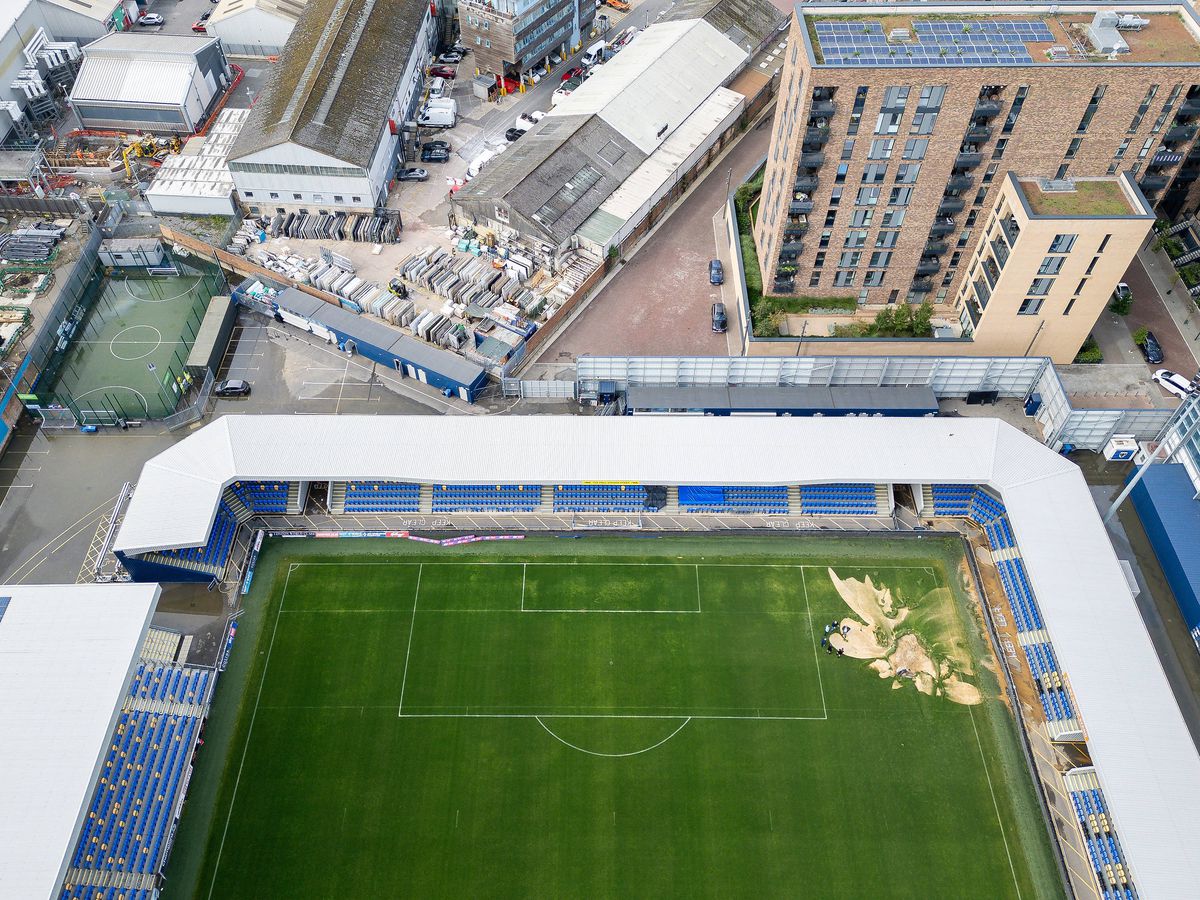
[460,0,594,82]
[754,2,1200,354]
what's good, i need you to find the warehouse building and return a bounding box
[207,0,308,57]
[146,108,249,216]
[69,33,232,134]
[460,0,594,82]
[454,19,747,251]
[34,0,133,44]
[227,0,435,214]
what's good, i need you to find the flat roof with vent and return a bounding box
[1015,174,1149,216]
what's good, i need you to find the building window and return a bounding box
[902,138,928,160]
[825,210,837,227]
[1138,137,1155,159]
[856,187,880,206]
[829,187,843,207]
[895,163,919,184]
[1018,298,1044,315]
[833,270,856,287]
[1064,298,1076,316]
[992,138,1008,160]
[982,164,998,184]
[819,231,831,248]
[1038,256,1066,275]
[844,231,867,249]
[869,251,892,268]
[835,163,849,183]
[269,192,279,199]
[880,209,905,227]
[1129,85,1158,132]
[875,230,899,248]
[1077,85,1106,133]
[1028,278,1054,296]
[1098,234,1111,253]
[1054,164,1070,180]
[292,193,302,200]
[1049,234,1077,253]
[965,209,979,227]
[841,140,855,160]
[809,271,822,287]
[1106,162,1120,175]
[243,191,255,198]
[957,229,972,248]
[850,209,873,227]
[847,86,869,135]
[1002,85,1028,135]
[313,195,323,202]
[1085,256,1100,275]
[864,270,885,287]
[1114,138,1131,159]
[973,188,987,206]
[352,196,362,203]
[868,138,894,159]
[888,187,912,206]
[1075,278,1087,294]
[814,251,826,268]
[862,163,887,183]
[334,195,344,202]
[1065,137,1082,159]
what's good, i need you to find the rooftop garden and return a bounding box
[1020,180,1133,217]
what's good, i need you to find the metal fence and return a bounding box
[501,378,576,400]
[27,227,103,388]
[0,195,103,218]
[163,368,215,431]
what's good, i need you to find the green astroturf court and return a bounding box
[167,536,1064,900]
[47,271,215,419]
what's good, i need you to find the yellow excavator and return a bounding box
[121,134,183,177]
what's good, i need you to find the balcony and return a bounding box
[794,174,818,192]
[973,277,991,307]
[916,258,940,276]
[981,257,1001,289]
[965,124,992,142]
[773,276,796,293]
[1177,98,1200,118]
[1140,174,1169,194]
[1164,124,1197,146]
[800,152,824,169]
[1176,167,1200,183]
[990,238,1009,269]
[954,152,983,170]
[973,100,1002,119]
[780,241,804,256]
[938,197,965,215]
[789,200,814,215]
[929,219,956,237]
[1001,215,1020,246]
[804,126,830,148]
[946,174,974,192]
[911,277,934,293]
[783,223,808,239]
[810,100,835,118]
[964,297,982,328]
[923,240,948,257]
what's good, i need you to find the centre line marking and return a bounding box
[397,563,423,717]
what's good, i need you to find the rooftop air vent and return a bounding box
[887,28,911,43]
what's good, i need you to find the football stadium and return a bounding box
[6,415,1200,899]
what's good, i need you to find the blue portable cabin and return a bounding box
[267,288,488,402]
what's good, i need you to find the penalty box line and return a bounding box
[397,711,828,721]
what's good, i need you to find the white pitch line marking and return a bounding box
[396,563,423,717]
[969,704,1023,900]
[535,715,692,757]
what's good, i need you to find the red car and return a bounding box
[191,21,208,33]
[429,65,457,79]
[561,66,584,82]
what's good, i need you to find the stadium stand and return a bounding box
[553,484,647,512]
[62,888,152,900]
[227,481,290,513]
[1067,778,1136,900]
[341,481,420,513]
[1024,642,1075,722]
[61,660,212,898]
[137,502,238,578]
[678,485,789,514]
[432,484,542,512]
[799,483,878,514]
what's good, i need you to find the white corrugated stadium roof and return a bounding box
[71,57,197,107]
[547,19,747,154]
[113,414,1200,896]
[0,583,160,900]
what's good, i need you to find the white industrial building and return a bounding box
[34,0,135,44]
[227,0,436,214]
[0,3,83,145]
[69,33,233,134]
[147,107,249,216]
[454,19,747,251]
[0,582,161,900]
[207,0,308,57]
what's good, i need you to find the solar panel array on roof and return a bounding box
[815,20,1054,66]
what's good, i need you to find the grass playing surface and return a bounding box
[166,535,1064,899]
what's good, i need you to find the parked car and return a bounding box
[1113,281,1131,300]
[437,51,463,64]
[421,147,450,163]
[214,379,251,398]
[137,13,163,25]
[561,66,584,82]
[198,11,212,21]
[1152,369,1197,399]
[191,20,208,32]
[423,139,450,152]
[606,0,630,11]
[428,77,448,99]
[429,65,457,79]
[709,259,724,285]
[518,110,546,126]
[711,302,728,333]
[397,167,429,182]
[1139,329,1165,364]
[504,127,528,142]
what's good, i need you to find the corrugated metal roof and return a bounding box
[547,19,747,154]
[81,33,216,57]
[148,109,248,201]
[110,414,1200,900]
[0,583,160,900]
[71,57,197,107]
[40,0,126,24]
[210,0,308,27]
[228,0,429,169]
[662,0,785,50]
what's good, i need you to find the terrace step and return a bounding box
[221,487,253,523]
[329,482,346,515]
[287,481,302,514]
[419,483,433,514]
[1017,627,1051,647]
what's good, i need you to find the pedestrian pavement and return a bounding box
[1136,241,1200,371]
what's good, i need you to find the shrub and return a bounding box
[1074,336,1103,364]
[1132,327,1149,346]
[1109,291,1133,315]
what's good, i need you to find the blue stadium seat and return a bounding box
[799,483,878,515]
[552,484,647,513]
[343,481,420,513]
[678,485,788,514]
[228,481,290,513]
[433,484,543,513]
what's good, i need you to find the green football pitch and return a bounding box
[166,535,1064,899]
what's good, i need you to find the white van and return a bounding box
[582,41,606,68]
[428,77,447,99]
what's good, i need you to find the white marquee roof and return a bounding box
[0,583,160,900]
[113,414,1200,897]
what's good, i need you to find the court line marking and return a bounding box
[400,712,827,720]
[396,563,423,717]
[293,561,939,571]
[969,704,1023,900]
[695,564,702,612]
[208,562,292,900]
[520,562,526,611]
[282,608,808,615]
[535,716,692,757]
[799,568,828,720]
